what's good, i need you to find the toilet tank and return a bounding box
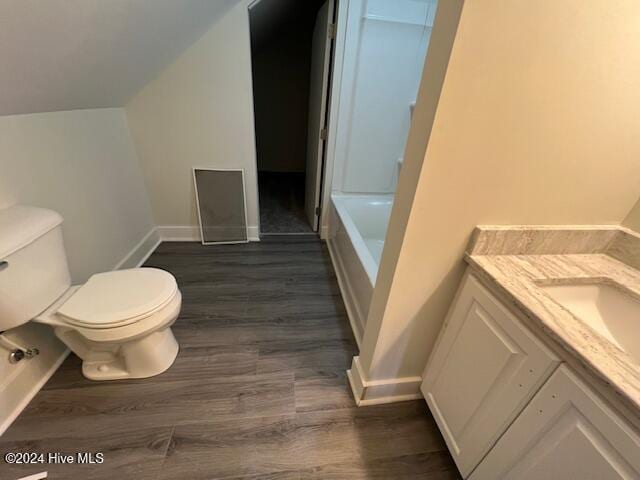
[0,205,71,331]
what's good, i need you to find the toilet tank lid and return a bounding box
[0,205,63,259]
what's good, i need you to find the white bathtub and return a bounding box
[327,194,394,346]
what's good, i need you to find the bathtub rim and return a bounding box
[330,193,393,286]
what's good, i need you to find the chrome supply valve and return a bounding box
[0,333,40,363]
[9,348,39,363]
[10,349,25,363]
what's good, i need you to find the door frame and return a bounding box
[318,0,349,239]
[246,0,261,238]
[305,0,337,231]
[246,0,340,237]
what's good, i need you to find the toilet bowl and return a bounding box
[0,205,182,381]
[36,268,181,380]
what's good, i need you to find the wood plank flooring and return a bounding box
[0,238,460,480]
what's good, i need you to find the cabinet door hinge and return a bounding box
[315,206,322,216]
[320,128,328,141]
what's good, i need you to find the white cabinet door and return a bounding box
[471,365,640,479]
[422,273,560,477]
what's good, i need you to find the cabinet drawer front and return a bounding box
[422,273,559,477]
[471,365,640,479]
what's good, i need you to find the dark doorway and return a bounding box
[249,0,330,235]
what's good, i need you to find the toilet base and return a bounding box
[57,326,180,381]
[84,328,179,381]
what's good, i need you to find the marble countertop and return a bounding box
[466,252,640,413]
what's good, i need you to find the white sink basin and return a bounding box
[542,283,640,363]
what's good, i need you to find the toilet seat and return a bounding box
[57,268,178,330]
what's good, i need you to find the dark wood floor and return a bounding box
[0,238,460,480]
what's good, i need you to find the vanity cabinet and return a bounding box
[470,365,640,479]
[424,271,640,479]
[421,273,560,477]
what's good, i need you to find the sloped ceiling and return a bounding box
[0,0,239,116]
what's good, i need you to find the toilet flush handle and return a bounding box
[0,261,7,272]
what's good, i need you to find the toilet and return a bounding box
[0,205,181,381]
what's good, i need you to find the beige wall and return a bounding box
[126,1,260,235]
[361,0,640,384]
[0,108,156,283]
[623,198,640,232]
[0,108,156,433]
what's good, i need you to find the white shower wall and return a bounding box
[334,0,437,194]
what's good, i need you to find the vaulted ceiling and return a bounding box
[0,0,238,116]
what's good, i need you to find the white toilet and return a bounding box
[0,205,181,381]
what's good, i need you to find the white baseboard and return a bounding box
[157,225,260,242]
[156,225,200,242]
[347,356,423,407]
[113,227,161,270]
[327,239,364,348]
[113,224,261,268]
[247,226,260,242]
[0,324,69,436]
